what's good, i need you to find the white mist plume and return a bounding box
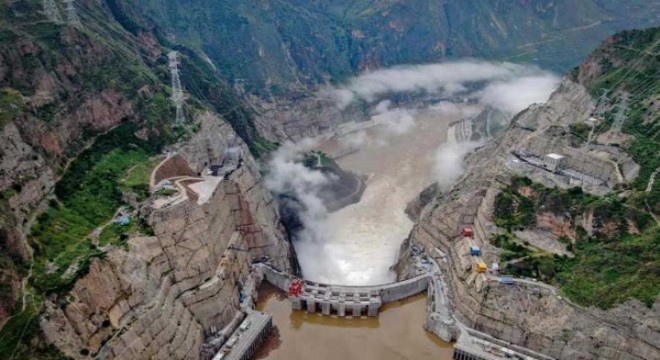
[265,139,331,240]
[433,141,482,190]
[478,75,560,114]
[324,60,553,108]
[322,60,559,115]
[265,140,348,282]
[372,100,416,135]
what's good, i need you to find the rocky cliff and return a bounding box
[40,112,292,360]
[0,1,283,358]
[397,29,660,359]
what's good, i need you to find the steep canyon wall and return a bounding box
[39,113,292,359]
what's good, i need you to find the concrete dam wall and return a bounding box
[257,264,430,316]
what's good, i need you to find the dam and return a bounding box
[257,263,431,317]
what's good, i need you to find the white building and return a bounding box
[544,153,565,172]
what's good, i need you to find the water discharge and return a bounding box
[294,106,478,285]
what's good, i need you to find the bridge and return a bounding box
[256,263,430,317]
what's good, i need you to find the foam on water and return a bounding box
[294,108,467,285]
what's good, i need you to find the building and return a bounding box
[544,153,565,172]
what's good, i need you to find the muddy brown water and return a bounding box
[255,284,454,360]
[293,109,469,286]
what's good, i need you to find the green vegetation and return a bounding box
[121,156,162,202]
[0,296,41,359]
[30,123,157,294]
[491,233,531,262]
[569,122,591,141]
[493,176,598,231]
[155,188,178,197]
[303,151,332,169]
[249,138,280,159]
[582,28,660,213]
[98,216,153,248]
[494,28,660,308]
[132,0,658,91]
[493,176,659,309]
[0,88,23,126]
[0,289,68,360]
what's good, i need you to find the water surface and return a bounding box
[255,284,453,360]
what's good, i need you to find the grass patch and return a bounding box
[0,298,42,360]
[98,217,152,248]
[0,290,69,360]
[155,188,178,197]
[303,151,332,168]
[0,88,23,126]
[30,124,157,294]
[121,156,162,202]
[249,138,280,159]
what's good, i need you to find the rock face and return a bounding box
[39,113,292,359]
[397,78,660,359]
[0,3,163,319]
[248,93,370,141]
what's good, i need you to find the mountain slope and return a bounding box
[0,0,272,358]
[399,27,660,359]
[130,0,660,92]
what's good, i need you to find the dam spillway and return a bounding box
[257,263,431,317]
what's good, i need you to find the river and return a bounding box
[255,105,477,359]
[255,284,453,360]
[294,106,475,285]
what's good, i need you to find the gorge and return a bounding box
[0,1,659,360]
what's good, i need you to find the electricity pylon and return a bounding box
[168,51,186,124]
[43,0,63,23]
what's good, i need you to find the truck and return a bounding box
[500,275,514,285]
[476,262,488,273]
[469,246,481,256]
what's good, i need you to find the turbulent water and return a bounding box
[294,105,478,285]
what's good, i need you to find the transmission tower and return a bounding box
[611,93,629,132]
[62,0,81,27]
[168,51,186,124]
[43,0,63,23]
[595,89,610,116]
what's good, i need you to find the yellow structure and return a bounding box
[476,262,488,273]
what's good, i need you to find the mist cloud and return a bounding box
[265,140,344,282]
[372,100,417,135]
[477,75,560,114]
[322,60,559,115]
[265,139,331,240]
[433,141,482,190]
